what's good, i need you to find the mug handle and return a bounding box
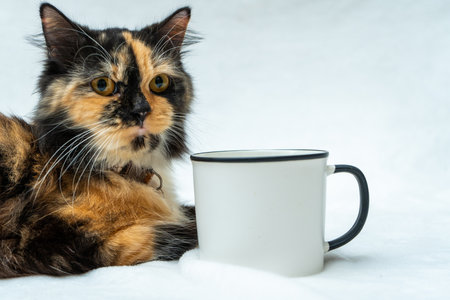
[325,164,369,252]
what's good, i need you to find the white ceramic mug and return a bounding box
[190,149,369,277]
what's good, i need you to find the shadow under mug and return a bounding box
[190,149,369,277]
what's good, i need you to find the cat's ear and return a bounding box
[153,7,191,54]
[39,3,81,63]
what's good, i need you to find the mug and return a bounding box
[190,149,369,277]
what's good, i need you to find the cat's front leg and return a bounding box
[104,206,197,265]
[103,223,155,265]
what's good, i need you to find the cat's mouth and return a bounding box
[137,127,148,136]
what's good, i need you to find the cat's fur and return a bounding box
[0,3,197,277]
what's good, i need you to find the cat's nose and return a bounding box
[131,95,151,126]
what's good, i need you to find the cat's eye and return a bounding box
[91,77,117,96]
[149,74,170,93]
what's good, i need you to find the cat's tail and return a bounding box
[152,205,198,260]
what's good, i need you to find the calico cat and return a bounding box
[0,3,198,277]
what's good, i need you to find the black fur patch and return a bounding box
[153,206,197,260]
[131,136,146,151]
[0,153,35,202]
[20,215,105,276]
[163,125,188,158]
[149,134,160,150]
[33,109,95,172]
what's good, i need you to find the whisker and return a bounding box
[34,128,95,185]
[59,127,110,178]
[57,128,110,206]
[70,128,111,187]
[33,131,92,203]
[33,123,108,201]
[87,132,118,198]
[72,132,113,201]
[33,123,66,142]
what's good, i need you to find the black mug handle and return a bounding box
[326,164,369,251]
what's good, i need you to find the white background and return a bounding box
[0,0,449,299]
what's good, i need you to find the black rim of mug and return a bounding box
[190,149,329,163]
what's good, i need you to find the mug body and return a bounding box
[191,150,329,277]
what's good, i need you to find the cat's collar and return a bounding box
[110,162,163,190]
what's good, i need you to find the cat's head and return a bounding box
[34,3,195,170]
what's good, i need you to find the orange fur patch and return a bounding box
[66,95,115,127]
[106,224,154,265]
[111,45,131,83]
[56,173,179,231]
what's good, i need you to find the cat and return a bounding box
[0,3,198,277]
